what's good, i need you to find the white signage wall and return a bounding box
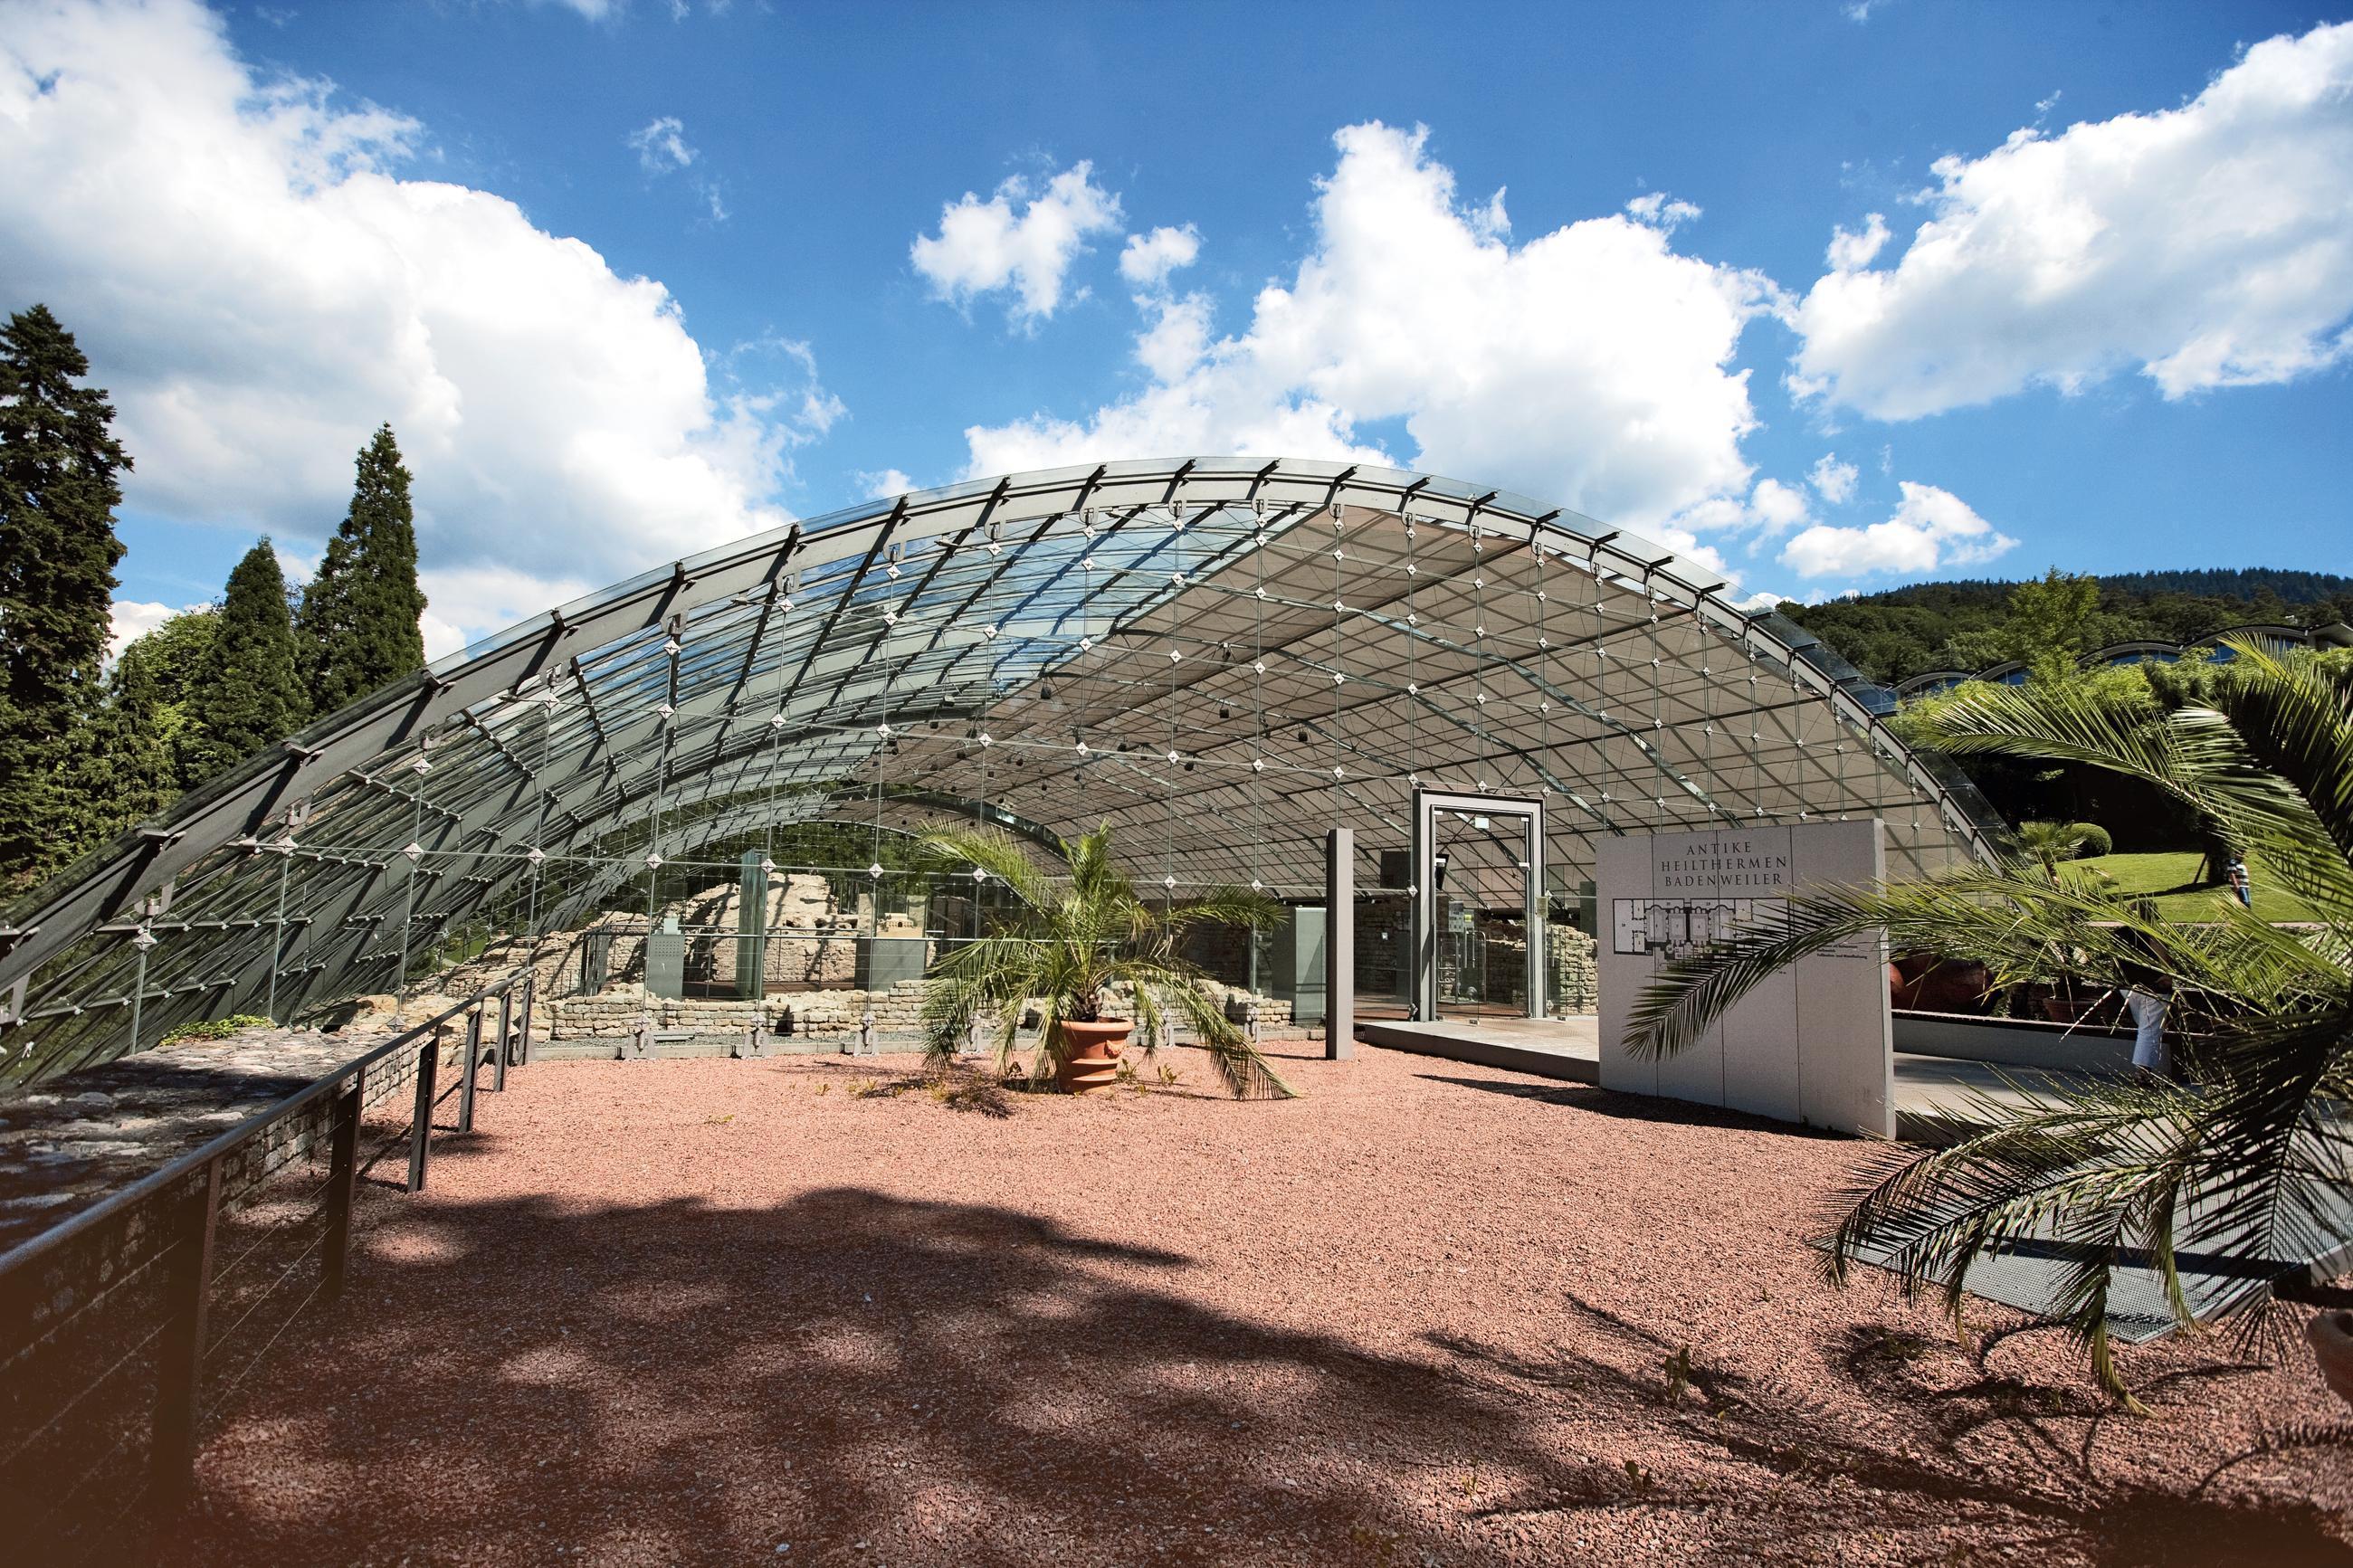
[1596,820,1892,1137]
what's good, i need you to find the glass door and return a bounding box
[1413,789,1546,1023]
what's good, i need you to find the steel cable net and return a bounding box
[0,459,2006,1082]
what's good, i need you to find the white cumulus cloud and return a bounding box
[910,162,1123,323]
[1791,21,2353,418]
[626,114,695,172]
[0,0,825,650]
[1778,480,2016,578]
[1624,191,1702,234]
[107,598,203,662]
[1748,477,1811,535]
[1119,224,1200,288]
[1807,451,1860,504]
[1824,212,1890,272]
[962,123,1782,536]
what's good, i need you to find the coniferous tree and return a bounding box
[8,610,210,887]
[0,305,130,889]
[297,423,426,715]
[55,655,181,874]
[183,540,307,784]
[110,606,216,791]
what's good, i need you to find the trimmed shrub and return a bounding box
[158,1014,273,1046]
[2070,822,2113,858]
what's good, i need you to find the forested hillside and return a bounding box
[1779,568,2353,687]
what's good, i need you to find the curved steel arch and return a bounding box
[0,457,2007,1082]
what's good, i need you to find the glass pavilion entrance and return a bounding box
[0,458,2003,1083]
[1414,790,1546,1023]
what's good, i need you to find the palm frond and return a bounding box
[916,826,1057,909]
[915,822,1299,1099]
[1643,654,2353,1396]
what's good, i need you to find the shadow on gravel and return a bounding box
[176,1186,1585,1565]
[1414,1074,1849,1140]
[1428,1292,2352,1567]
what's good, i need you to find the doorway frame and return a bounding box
[1410,789,1546,1022]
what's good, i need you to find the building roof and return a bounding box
[0,458,2006,1084]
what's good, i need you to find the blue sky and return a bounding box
[2,0,2348,657]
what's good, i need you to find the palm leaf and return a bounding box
[1640,648,2353,1396]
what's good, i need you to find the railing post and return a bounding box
[323,1074,362,1301]
[150,1156,222,1514]
[457,1010,483,1135]
[492,990,512,1090]
[405,1029,440,1193]
[517,974,535,1065]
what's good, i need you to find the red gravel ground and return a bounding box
[177,1045,2350,1567]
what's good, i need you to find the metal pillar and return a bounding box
[457,1009,483,1134]
[491,991,511,1088]
[323,1076,362,1301]
[516,974,535,1064]
[265,851,291,1023]
[1324,827,1354,1060]
[405,1030,440,1193]
[150,1157,222,1513]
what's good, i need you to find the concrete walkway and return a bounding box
[1358,1013,2107,1143]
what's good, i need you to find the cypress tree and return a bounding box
[0,304,130,889]
[298,423,426,715]
[109,605,215,792]
[184,540,307,784]
[55,651,181,874]
[14,611,216,888]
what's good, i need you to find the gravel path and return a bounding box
[181,1045,2350,1566]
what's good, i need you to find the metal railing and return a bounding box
[0,968,537,1563]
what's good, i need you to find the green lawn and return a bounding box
[2069,851,2314,923]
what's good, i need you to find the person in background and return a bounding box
[2226,854,2253,909]
[2118,899,2174,1077]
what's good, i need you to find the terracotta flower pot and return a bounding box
[2309,1309,2353,1410]
[1055,1018,1131,1095]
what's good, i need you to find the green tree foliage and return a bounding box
[2012,820,2090,881]
[113,606,216,789]
[18,608,217,887]
[183,539,307,784]
[0,305,129,889]
[1783,567,2353,688]
[1998,568,2103,680]
[1628,638,2352,1399]
[298,423,426,715]
[53,657,182,874]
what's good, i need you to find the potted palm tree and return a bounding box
[1625,640,2351,1404]
[918,822,1298,1099]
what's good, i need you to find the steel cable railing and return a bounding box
[0,967,536,1561]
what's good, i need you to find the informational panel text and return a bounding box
[1596,820,1892,1137]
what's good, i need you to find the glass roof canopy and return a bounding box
[0,457,2008,1084]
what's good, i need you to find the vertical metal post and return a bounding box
[457,1010,483,1134]
[1325,827,1354,1060]
[150,1157,222,1513]
[396,783,425,1025]
[265,852,291,1023]
[405,1030,440,1193]
[128,929,154,1056]
[517,974,535,1065]
[1524,812,1547,1021]
[491,991,511,1089]
[323,1076,362,1301]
